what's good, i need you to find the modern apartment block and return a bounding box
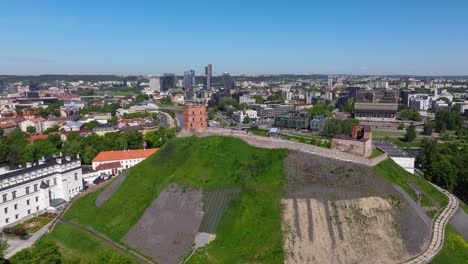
[0,155,83,228]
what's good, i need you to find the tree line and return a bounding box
[417,139,468,203]
[0,127,176,165]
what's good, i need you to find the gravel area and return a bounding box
[95,171,128,207]
[122,184,204,264]
[450,207,468,241]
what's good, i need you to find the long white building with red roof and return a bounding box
[91,148,159,171]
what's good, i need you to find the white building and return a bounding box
[0,155,83,228]
[19,118,45,134]
[234,109,258,123]
[239,94,256,104]
[91,148,159,170]
[149,77,161,93]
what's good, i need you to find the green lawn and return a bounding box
[40,222,137,263]
[375,159,448,213]
[430,225,468,264]
[248,128,269,137]
[368,148,384,159]
[459,199,468,213]
[63,136,288,263]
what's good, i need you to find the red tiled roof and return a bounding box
[29,117,46,123]
[95,162,122,171]
[92,148,159,163]
[27,134,50,141]
[0,123,16,129]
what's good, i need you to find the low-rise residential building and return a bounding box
[0,155,83,228]
[20,117,45,134]
[62,121,84,132]
[233,109,257,123]
[91,148,159,170]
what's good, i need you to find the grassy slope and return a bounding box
[63,136,287,263]
[375,159,467,264]
[375,159,447,208]
[40,223,137,264]
[430,225,468,264]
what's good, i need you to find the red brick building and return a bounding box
[332,125,372,157]
[183,102,207,130]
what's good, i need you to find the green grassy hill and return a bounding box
[63,136,288,263]
[28,136,466,263]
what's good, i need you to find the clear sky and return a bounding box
[1,0,467,76]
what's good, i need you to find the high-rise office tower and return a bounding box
[162,73,176,91]
[205,64,212,90]
[222,72,235,91]
[183,70,195,90]
[0,79,5,94]
[149,77,161,92]
[328,77,333,88]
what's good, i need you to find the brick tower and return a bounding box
[183,101,207,131]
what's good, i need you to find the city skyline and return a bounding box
[1,0,468,75]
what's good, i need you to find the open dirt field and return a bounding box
[122,184,204,264]
[282,197,408,264]
[282,151,430,263]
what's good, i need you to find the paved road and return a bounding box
[404,184,459,264]
[4,216,55,258]
[393,184,432,228]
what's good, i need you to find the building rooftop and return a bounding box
[95,162,122,171]
[92,148,159,163]
[374,141,413,158]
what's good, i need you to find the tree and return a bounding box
[423,123,433,135]
[404,124,417,142]
[0,239,7,259]
[243,115,251,124]
[435,109,463,132]
[398,123,405,130]
[0,128,4,137]
[399,109,422,121]
[9,241,61,264]
[426,156,458,191]
[417,138,438,169]
[122,131,144,149]
[307,104,332,117]
[43,124,60,134]
[253,95,265,104]
[82,120,99,130]
[26,126,36,134]
[321,118,359,137]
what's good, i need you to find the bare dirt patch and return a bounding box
[282,151,430,263]
[122,183,204,264]
[283,197,408,264]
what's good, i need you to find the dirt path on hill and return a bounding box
[95,171,128,207]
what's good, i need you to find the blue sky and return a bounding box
[1,0,467,75]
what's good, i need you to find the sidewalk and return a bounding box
[4,217,55,258]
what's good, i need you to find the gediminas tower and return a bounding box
[183,101,207,131]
